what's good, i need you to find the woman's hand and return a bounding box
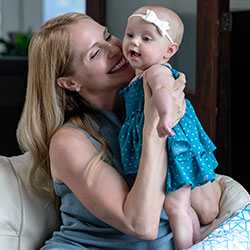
[172,72,186,127]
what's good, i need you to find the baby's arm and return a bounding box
[145,64,175,138]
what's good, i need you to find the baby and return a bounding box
[118,6,218,250]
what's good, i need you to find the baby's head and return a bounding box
[123,6,184,71]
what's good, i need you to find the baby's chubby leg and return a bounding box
[164,185,201,250]
[191,181,221,225]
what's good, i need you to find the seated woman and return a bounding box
[17,12,221,250]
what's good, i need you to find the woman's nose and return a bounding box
[106,43,120,59]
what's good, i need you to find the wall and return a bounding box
[230,0,250,11]
[1,0,42,39]
[106,0,197,90]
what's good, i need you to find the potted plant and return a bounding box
[0,29,32,57]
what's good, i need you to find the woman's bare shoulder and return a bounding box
[51,126,91,147]
[49,126,98,183]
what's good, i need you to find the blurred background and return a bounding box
[0,0,248,89]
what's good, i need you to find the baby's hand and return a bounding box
[157,115,175,138]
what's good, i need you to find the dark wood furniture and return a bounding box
[86,0,106,25]
[0,57,28,156]
[187,0,249,192]
[230,11,250,192]
[186,0,231,176]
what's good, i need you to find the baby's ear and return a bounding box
[164,43,179,59]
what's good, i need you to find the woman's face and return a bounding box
[68,19,134,99]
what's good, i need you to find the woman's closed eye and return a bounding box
[90,49,100,59]
[105,34,112,41]
[89,32,112,59]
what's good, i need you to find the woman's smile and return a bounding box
[108,57,129,74]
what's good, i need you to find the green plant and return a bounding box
[0,29,32,56]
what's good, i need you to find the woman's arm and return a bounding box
[50,124,166,241]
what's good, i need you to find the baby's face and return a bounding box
[122,16,170,72]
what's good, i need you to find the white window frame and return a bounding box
[0,0,86,39]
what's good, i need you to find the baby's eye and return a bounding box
[126,33,133,38]
[143,36,152,42]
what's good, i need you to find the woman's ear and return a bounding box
[164,43,179,59]
[57,77,76,91]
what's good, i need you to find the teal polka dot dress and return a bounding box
[118,65,218,193]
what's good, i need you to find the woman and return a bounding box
[17,12,221,249]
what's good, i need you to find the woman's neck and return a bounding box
[80,89,121,113]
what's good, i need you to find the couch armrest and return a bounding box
[0,153,60,250]
[200,174,250,239]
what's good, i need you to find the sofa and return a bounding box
[0,153,249,250]
[0,153,60,250]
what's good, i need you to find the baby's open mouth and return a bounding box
[129,50,141,58]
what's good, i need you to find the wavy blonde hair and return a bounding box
[17,12,108,197]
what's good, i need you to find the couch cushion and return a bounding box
[0,153,60,250]
[200,174,250,238]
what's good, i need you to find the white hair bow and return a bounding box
[128,9,174,44]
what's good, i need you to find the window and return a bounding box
[43,0,86,23]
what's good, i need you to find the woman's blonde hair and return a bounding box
[17,12,108,198]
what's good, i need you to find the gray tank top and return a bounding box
[41,108,174,250]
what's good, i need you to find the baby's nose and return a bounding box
[131,37,140,46]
